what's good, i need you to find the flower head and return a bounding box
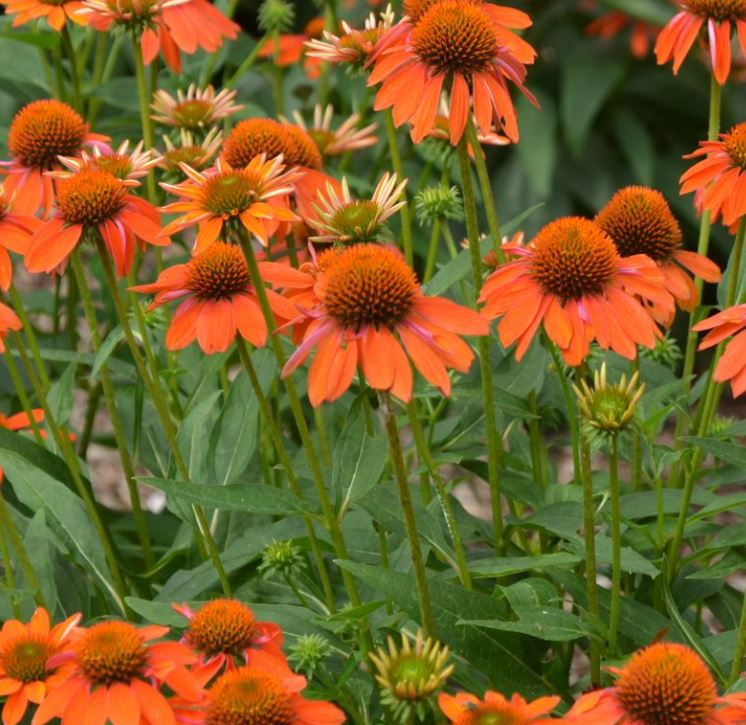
[151,84,242,131]
[257,0,294,33]
[479,217,672,365]
[288,635,332,679]
[0,184,41,290]
[309,173,407,244]
[283,105,378,157]
[439,690,562,724]
[596,186,721,322]
[694,303,746,396]
[0,302,22,354]
[160,128,223,175]
[54,139,162,183]
[259,539,306,578]
[369,0,537,144]
[414,184,463,226]
[131,241,306,353]
[2,0,89,30]
[282,243,488,405]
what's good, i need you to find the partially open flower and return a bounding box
[151,85,242,131]
[288,634,332,680]
[257,0,295,33]
[283,105,378,157]
[54,139,162,184]
[259,539,306,578]
[160,128,223,176]
[414,184,463,226]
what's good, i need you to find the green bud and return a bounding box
[258,0,295,33]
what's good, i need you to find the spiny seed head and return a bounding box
[77,622,148,685]
[412,0,498,76]
[288,634,332,678]
[206,666,294,725]
[283,124,323,170]
[684,0,746,23]
[327,200,389,243]
[615,642,718,725]
[202,171,262,218]
[530,217,618,302]
[223,119,292,169]
[596,186,682,262]
[258,0,295,33]
[185,242,251,299]
[258,539,306,578]
[640,333,682,369]
[8,99,87,169]
[56,170,128,226]
[184,599,257,658]
[320,244,418,332]
[405,0,482,23]
[414,185,463,226]
[1,635,54,683]
[723,122,746,168]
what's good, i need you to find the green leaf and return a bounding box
[469,553,582,579]
[47,362,77,427]
[23,510,58,612]
[0,37,50,90]
[92,327,125,377]
[683,437,746,469]
[464,606,597,642]
[597,0,675,24]
[516,92,557,197]
[612,110,654,186]
[177,391,222,483]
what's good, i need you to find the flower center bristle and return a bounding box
[91,154,134,180]
[223,119,292,169]
[405,0,481,23]
[283,125,323,170]
[186,242,251,299]
[173,100,215,130]
[185,599,257,656]
[392,656,433,686]
[329,200,382,242]
[412,0,497,75]
[339,28,381,52]
[458,703,524,725]
[78,622,148,685]
[724,122,746,168]
[684,0,746,22]
[321,244,418,331]
[616,643,717,725]
[530,218,617,302]
[57,170,128,226]
[2,637,53,683]
[206,667,294,725]
[308,129,336,155]
[595,186,682,262]
[202,172,260,217]
[8,99,87,169]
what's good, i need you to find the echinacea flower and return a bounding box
[0,99,109,217]
[0,184,41,290]
[259,16,327,78]
[0,408,44,481]
[369,0,537,144]
[25,168,167,276]
[694,303,746,396]
[282,243,489,405]
[173,598,285,672]
[151,84,242,131]
[439,690,563,724]
[282,104,378,157]
[585,4,659,59]
[0,302,22,354]
[54,139,162,183]
[0,607,80,725]
[131,241,306,354]
[1,0,88,30]
[655,0,746,85]
[680,122,746,227]
[160,128,223,175]
[566,642,746,724]
[159,155,301,252]
[479,217,672,365]
[33,620,201,725]
[595,186,721,323]
[309,172,407,244]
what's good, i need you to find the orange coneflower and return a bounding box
[259,16,327,78]
[680,122,746,226]
[585,2,659,59]
[0,184,42,290]
[479,217,672,365]
[32,620,201,725]
[160,129,224,176]
[173,599,285,673]
[151,84,242,131]
[54,139,162,183]
[595,186,721,323]
[369,0,537,144]
[282,243,488,406]
[566,642,746,724]
[0,607,80,725]
[131,241,306,354]
[159,155,301,253]
[0,408,44,481]
[694,303,746,396]
[1,0,88,31]
[24,168,167,276]
[0,303,22,354]
[655,0,746,84]
[282,105,378,158]
[439,691,564,724]
[0,99,109,217]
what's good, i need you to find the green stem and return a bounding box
[729,585,746,684]
[383,110,414,266]
[631,357,642,491]
[271,29,284,115]
[423,220,442,283]
[549,341,581,480]
[226,32,270,88]
[458,134,503,553]
[131,33,157,203]
[88,34,123,127]
[0,523,20,617]
[234,336,336,612]
[60,26,81,111]
[608,436,621,655]
[2,347,44,446]
[9,285,50,391]
[382,395,434,634]
[527,390,547,490]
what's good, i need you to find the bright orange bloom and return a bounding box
[694,303,746,396]
[680,123,746,227]
[566,642,746,724]
[369,0,537,144]
[131,241,306,354]
[24,168,167,276]
[479,217,672,365]
[440,691,563,724]
[173,599,285,673]
[160,155,301,252]
[1,0,88,30]
[585,4,659,59]
[33,620,201,725]
[0,608,80,725]
[151,84,242,131]
[282,243,489,405]
[655,0,746,84]
[0,184,41,290]
[596,186,721,323]
[0,99,110,217]
[0,303,22,354]
[0,408,44,481]
[259,16,326,78]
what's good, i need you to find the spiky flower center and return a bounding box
[616,643,717,725]
[78,622,148,685]
[684,0,746,22]
[413,1,497,75]
[308,129,336,155]
[595,186,682,263]
[185,599,257,656]
[206,667,294,725]
[91,154,134,180]
[223,119,291,169]
[165,146,212,171]
[321,244,418,331]
[454,703,525,725]
[172,100,215,130]
[202,172,261,217]
[1,636,53,683]
[186,242,251,299]
[104,0,161,19]
[530,218,617,302]
[283,125,323,170]
[57,170,127,226]
[328,200,382,241]
[8,99,87,169]
[405,0,481,23]
[339,27,382,54]
[724,122,746,168]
